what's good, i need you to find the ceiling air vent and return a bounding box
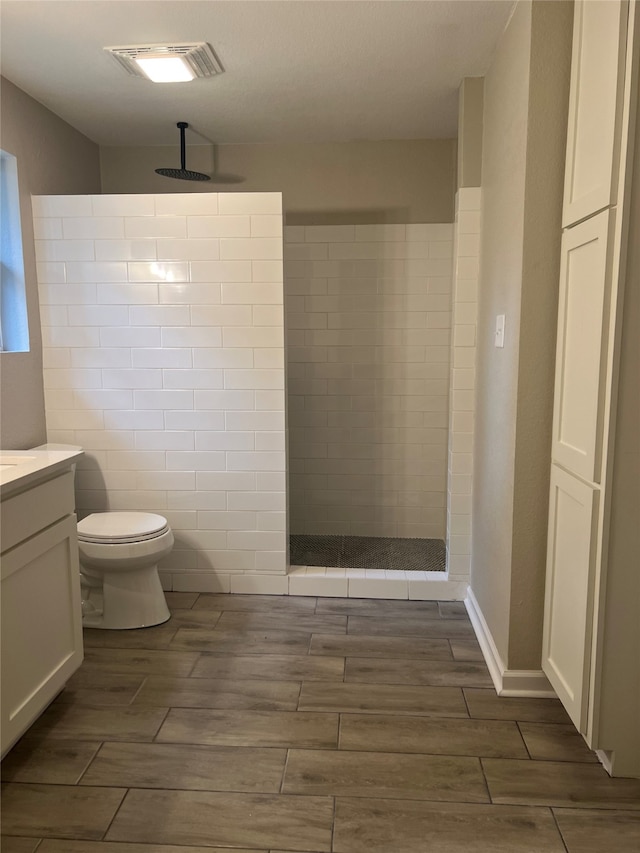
[105,43,224,81]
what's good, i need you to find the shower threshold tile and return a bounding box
[106,789,334,851]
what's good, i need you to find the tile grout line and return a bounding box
[549,806,571,853]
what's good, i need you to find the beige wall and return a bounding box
[471,0,572,668]
[457,78,484,189]
[0,78,101,449]
[100,139,456,224]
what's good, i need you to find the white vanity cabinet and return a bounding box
[1,449,84,756]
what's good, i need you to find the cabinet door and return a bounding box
[1,515,83,756]
[542,465,599,731]
[552,210,613,482]
[563,0,628,227]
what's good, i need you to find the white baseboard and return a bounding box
[465,587,557,698]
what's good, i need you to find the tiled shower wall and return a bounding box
[446,188,481,581]
[33,192,287,593]
[284,223,453,538]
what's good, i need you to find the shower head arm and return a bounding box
[177,122,188,171]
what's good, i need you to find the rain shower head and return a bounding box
[155,122,210,182]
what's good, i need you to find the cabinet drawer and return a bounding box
[0,470,76,553]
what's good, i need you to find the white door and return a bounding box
[562,0,628,227]
[552,210,613,483]
[542,465,599,731]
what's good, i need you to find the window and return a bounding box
[0,150,29,352]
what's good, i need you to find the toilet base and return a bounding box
[81,564,170,630]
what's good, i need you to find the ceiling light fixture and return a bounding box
[105,43,223,83]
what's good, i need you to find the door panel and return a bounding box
[542,465,599,731]
[552,210,613,482]
[562,0,628,227]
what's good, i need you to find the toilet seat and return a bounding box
[78,512,169,545]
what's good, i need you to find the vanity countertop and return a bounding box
[0,447,83,498]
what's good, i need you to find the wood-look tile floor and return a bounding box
[2,594,639,853]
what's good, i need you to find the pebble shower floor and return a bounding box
[290,535,446,572]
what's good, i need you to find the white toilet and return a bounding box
[77,511,173,630]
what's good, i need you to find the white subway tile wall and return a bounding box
[33,193,287,592]
[446,187,481,581]
[284,223,453,538]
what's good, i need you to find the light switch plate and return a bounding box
[495,314,505,348]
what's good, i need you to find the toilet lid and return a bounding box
[78,512,169,543]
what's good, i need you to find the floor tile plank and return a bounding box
[164,592,199,609]
[156,708,339,748]
[464,688,572,724]
[310,633,452,660]
[132,675,300,710]
[106,789,334,851]
[169,628,311,655]
[483,759,640,809]
[300,681,468,717]
[333,797,566,853]
[345,656,492,687]
[339,714,529,758]
[193,593,316,612]
[347,615,475,638]
[80,741,286,792]
[53,673,146,706]
[553,808,640,852]
[26,705,169,742]
[0,783,126,841]
[450,638,485,661]
[37,844,261,853]
[0,838,41,853]
[216,610,347,634]
[315,598,439,618]
[191,652,345,681]
[1,739,101,785]
[518,722,599,763]
[80,648,199,677]
[283,748,489,802]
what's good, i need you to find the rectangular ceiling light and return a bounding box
[105,43,223,82]
[134,55,195,83]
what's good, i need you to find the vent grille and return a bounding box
[105,42,223,79]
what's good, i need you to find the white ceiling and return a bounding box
[0,0,514,147]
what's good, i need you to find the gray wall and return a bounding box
[0,78,101,449]
[457,78,484,189]
[100,139,456,224]
[471,0,573,669]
